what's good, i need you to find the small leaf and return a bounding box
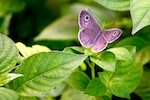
[0,73,23,86]
[0,33,19,74]
[63,46,84,54]
[10,52,87,96]
[0,87,19,100]
[131,0,150,34]
[66,70,90,91]
[34,15,78,41]
[90,51,116,72]
[85,78,106,96]
[95,0,130,11]
[107,47,133,62]
[61,86,96,100]
[16,42,50,58]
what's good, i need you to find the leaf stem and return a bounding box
[86,60,95,79]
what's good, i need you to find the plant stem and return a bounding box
[91,63,95,79]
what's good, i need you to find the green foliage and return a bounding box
[85,78,107,96]
[66,70,90,91]
[0,73,22,86]
[90,51,116,72]
[0,0,149,99]
[130,0,150,34]
[95,0,130,11]
[0,33,19,74]
[0,87,19,100]
[10,52,87,96]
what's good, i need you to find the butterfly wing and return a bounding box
[103,28,122,43]
[78,10,100,31]
[78,10,101,48]
[78,28,99,48]
[92,35,108,52]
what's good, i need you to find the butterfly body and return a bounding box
[78,10,122,52]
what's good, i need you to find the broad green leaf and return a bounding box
[90,51,116,72]
[135,67,150,100]
[115,36,148,51]
[0,87,19,100]
[0,73,22,86]
[10,52,87,96]
[99,56,142,98]
[16,42,50,58]
[34,15,78,41]
[66,70,90,91]
[61,86,96,100]
[131,0,150,34]
[95,0,130,11]
[0,0,26,16]
[85,78,106,96]
[63,46,84,54]
[0,33,19,74]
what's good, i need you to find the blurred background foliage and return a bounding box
[0,0,150,99]
[0,0,133,50]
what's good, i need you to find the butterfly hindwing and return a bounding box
[103,28,122,43]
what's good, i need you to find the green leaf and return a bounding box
[18,96,37,100]
[66,70,90,91]
[135,67,150,100]
[99,57,142,98]
[63,46,84,54]
[115,36,148,51]
[90,51,116,72]
[0,33,19,74]
[34,15,78,41]
[10,52,88,96]
[61,86,96,100]
[136,46,150,65]
[107,47,133,62]
[16,42,50,58]
[0,87,19,100]
[95,0,130,11]
[85,78,107,96]
[0,73,23,86]
[131,0,150,34]
[0,0,26,16]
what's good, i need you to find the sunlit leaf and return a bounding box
[34,15,78,41]
[0,73,22,86]
[131,0,150,34]
[16,42,50,58]
[0,33,19,74]
[66,70,90,91]
[90,51,116,72]
[10,52,87,96]
[95,0,130,11]
[0,87,19,100]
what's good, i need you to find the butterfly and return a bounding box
[78,10,122,52]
